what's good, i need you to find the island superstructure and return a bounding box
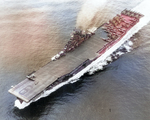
[8,0,150,109]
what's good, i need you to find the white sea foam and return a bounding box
[15,0,150,109]
[15,99,32,109]
[127,41,133,46]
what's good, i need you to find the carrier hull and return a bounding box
[9,1,150,109]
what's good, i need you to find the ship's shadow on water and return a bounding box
[11,74,98,119]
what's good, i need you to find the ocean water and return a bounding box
[0,0,150,120]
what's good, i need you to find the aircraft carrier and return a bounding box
[8,0,150,109]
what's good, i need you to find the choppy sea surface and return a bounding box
[0,0,150,120]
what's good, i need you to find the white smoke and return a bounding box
[76,0,108,32]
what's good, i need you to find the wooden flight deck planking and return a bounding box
[8,29,106,103]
